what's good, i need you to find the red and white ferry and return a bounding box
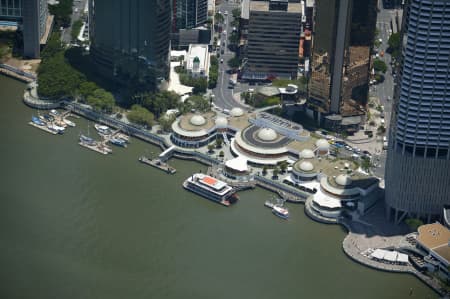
[183,173,239,206]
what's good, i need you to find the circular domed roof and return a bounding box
[300,149,315,159]
[335,174,352,186]
[230,107,244,117]
[190,115,206,126]
[316,139,330,150]
[215,116,228,128]
[299,161,314,172]
[257,128,278,141]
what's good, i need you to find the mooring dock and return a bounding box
[28,122,58,135]
[79,141,111,155]
[138,156,176,174]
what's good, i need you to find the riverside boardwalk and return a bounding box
[337,203,448,297]
[138,156,176,174]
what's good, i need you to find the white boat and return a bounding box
[80,134,96,146]
[272,205,289,219]
[47,123,65,134]
[183,173,239,206]
[109,137,127,147]
[49,109,60,116]
[94,124,112,136]
[63,118,76,127]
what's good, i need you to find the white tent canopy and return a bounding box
[225,156,249,172]
[397,253,409,264]
[370,249,409,264]
[384,251,398,262]
[370,249,388,260]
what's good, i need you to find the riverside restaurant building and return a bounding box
[289,155,380,219]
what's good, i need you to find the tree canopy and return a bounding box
[387,32,401,59]
[183,95,210,112]
[373,59,387,73]
[208,55,219,89]
[127,105,155,128]
[37,51,84,99]
[86,88,115,112]
[138,91,180,118]
[49,0,73,28]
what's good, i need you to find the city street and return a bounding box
[367,4,402,178]
[212,1,247,110]
[372,3,403,129]
[61,0,87,44]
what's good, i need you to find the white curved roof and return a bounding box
[316,139,330,150]
[233,133,289,156]
[313,195,342,209]
[230,107,244,117]
[171,120,209,138]
[300,149,315,159]
[299,161,314,172]
[190,115,206,126]
[257,128,278,141]
[230,139,288,166]
[215,116,228,128]
[335,174,353,186]
[225,156,248,172]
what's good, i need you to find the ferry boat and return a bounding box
[272,205,289,219]
[32,116,45,126]
[94,124,112,136]
[183,173,238,206]
[109,137,127,147]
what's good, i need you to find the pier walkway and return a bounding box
[0,63,36,83]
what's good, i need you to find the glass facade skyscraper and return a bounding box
[89,0,171,90]
[308,0,377,127]
[172,0,208,32]
[0,0,48,58]
[385,0,450,221]
[0,0,22,18]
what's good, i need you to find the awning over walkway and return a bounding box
[225,156,248,172]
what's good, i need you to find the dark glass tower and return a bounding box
[89,0,171,90]
[172,0,208,32]
[308,0,377,122]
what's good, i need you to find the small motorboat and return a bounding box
[31,116,45,126]
[47,123,65,134]
[49,109,60,116]
[94,124,112,136]
[109,137,127,148]
[272,205,289,219]
[63,118,76,127]
[80,134,96,146]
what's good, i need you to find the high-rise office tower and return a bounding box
[89,0,171,90]
[0,0,49,58]
[22,0,48,58]
[308,0,377,131]
[244,0,302,80]
[172,0,208,32]
[385,0,450,222]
